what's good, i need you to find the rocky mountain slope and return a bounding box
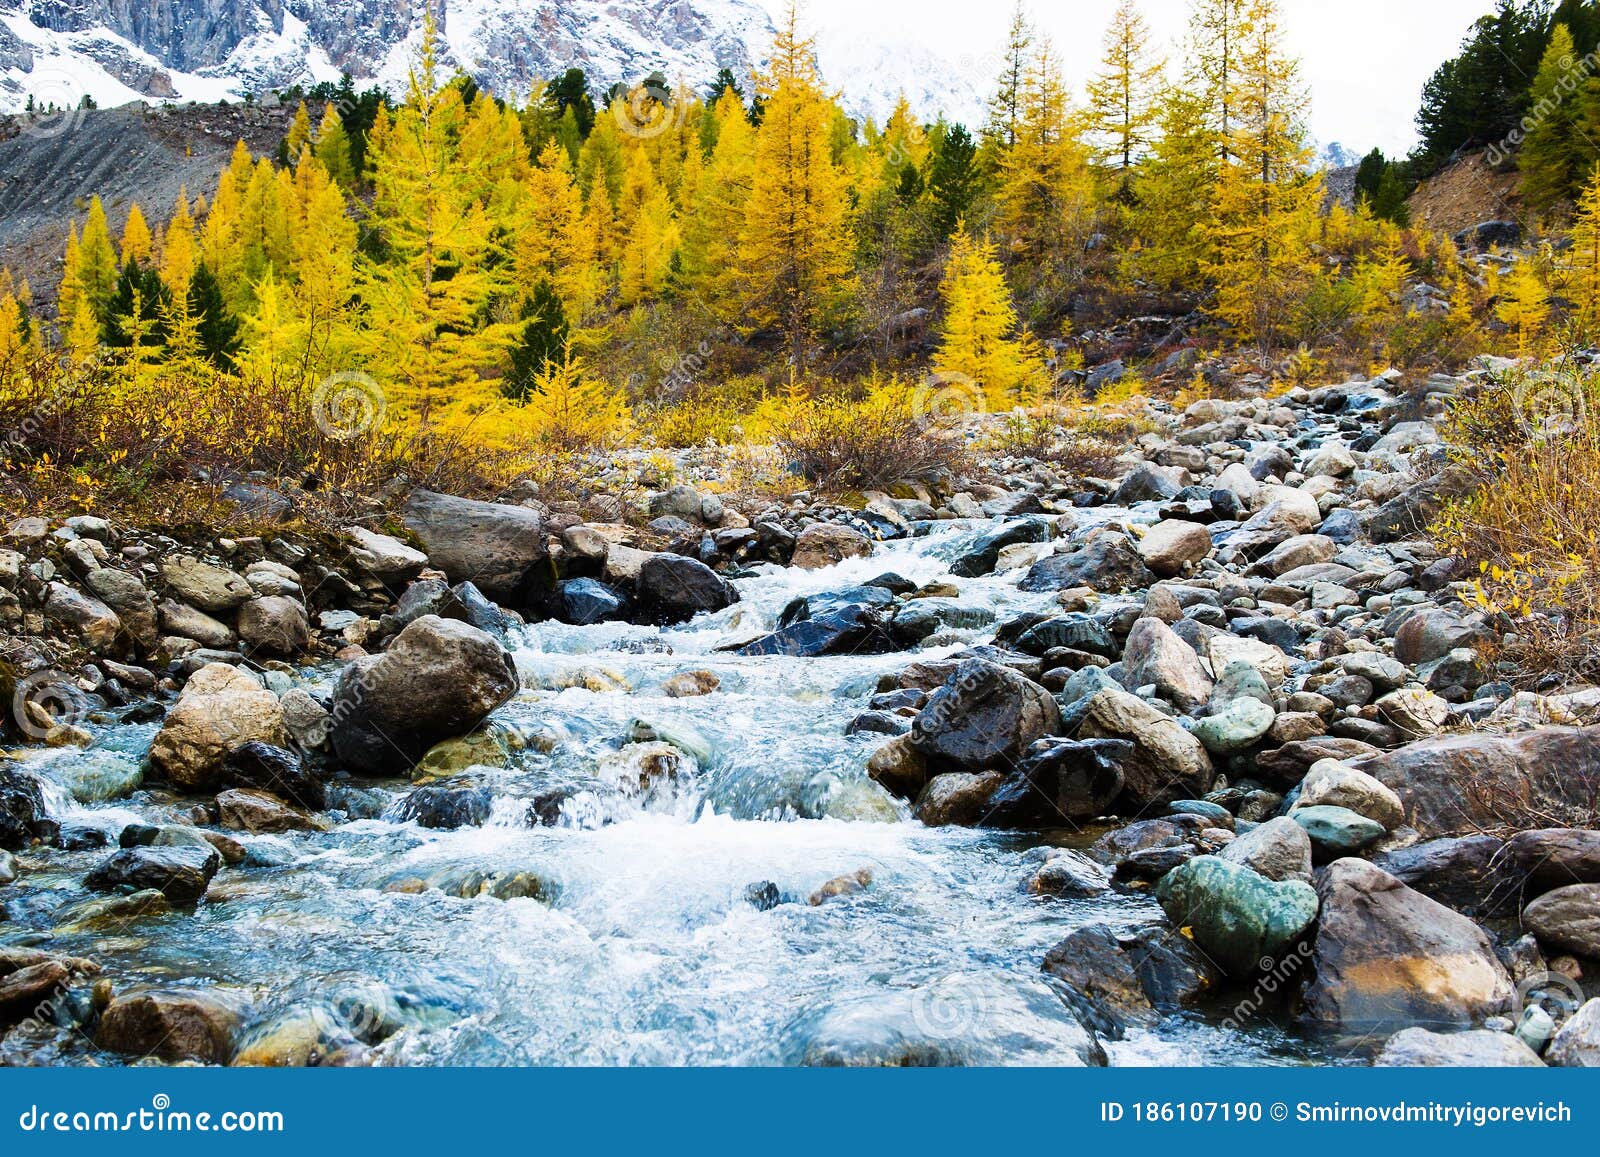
[0,101,293,303]
[0,1,984,126]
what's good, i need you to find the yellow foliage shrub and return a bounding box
[1436,363,1600,679]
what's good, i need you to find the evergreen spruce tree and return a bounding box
[926,123,980,240]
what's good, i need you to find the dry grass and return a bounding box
[770,380,968,492]
[1435,362,1600,682]
[976,412,1121,478]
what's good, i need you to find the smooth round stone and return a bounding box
[1168,799,1233,827]
[1291,804,1386,855]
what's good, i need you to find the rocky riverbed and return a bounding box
[5,365,1600,1067]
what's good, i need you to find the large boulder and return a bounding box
[1547,998,1600,1066]
[43,583,121,653]
[344,527,428,584]
[1291,805,1386,857]
[1190,697,1275,756]
[1366,466,1477,543]
[913,771,1006,827]
[1076,688,1214,805]
[983,737,1132,827]
[237,595,311,659]
[221,742,326,811]
[0,960,71,1029]
[1122,617,1212,712]
[0,764,56,850]
[1357,727,1600,837]
[1018,533,1155,594]
[329,616,518,776]
[555,578,630,625]
[1155,856,1319,976]
[950,518,1054,578]
[1040,924,1159,1038]
[83,568,159,652]
[634,555,739,625]
[160,555,252,613]
[84,844,220,903]
[1137,520,1213,577]
[1393,608,1491,666]
[400,489,548,602]
[788,971,1105,1067]
[1370,835,1507,916]
[1303,859,1514,1031]
[1375,1027,1544,1067]
[95,989,242,1064]
[737,602,893,657]
[1523,884,1600,958]
[1294,759,1405,829]
[1503,828,1600,897]
[791,523,873,569]
[1217,815,1313,883]
[909,659,1060,772]
[147,664,287,792]
[216,788,327,834]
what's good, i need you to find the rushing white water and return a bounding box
[5,517,1332,1066]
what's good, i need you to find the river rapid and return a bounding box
[4,517,1333,1066]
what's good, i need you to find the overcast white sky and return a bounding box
[791,0,1496,156]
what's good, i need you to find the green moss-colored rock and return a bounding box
[1291,805,1386,855]
[1156,855,1319,975]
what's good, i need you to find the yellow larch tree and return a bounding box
[1201,0,1323,351]
[160,188,201,357]
[993,39,1098,305]
[1188,0,1254,157]
[679,89,756,319]
[285,100,314,160]
[1496,261,1550,357]
[201,148,250,312]
[934,225,1037,405]
[516,143,602,318]
[76,196,120,319]
[358,11,507,419]
[314,104,356,188]
[616,149,677,306]
[1567,165,1600,334]
[1130,83,1218,286]
[737,2,854,375]
[577,106,626,205]
[1085,0,1165,191]
[287,152,359,383]
[57,223,83,329]
[121,203,154,266]
[984,4,1034,151]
